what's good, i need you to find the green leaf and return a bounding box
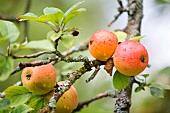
[63,8,86,24]
[20,39,55,50]
[47,31,55,40]
[43,7,62,15]
[19,8,64,26]
[26,95,45,113]
[150,86,164,98]
[11,104,33,113]
[150,83,170,90]
[0,109,10,113]
[43,7,64,24]
[135,86,143,92]
[0,38,10,56]
[38,15,55,25]
[4,86,31,107]
[19,13,53,23]
[63,1,85,23]
[113,70,130,90]
[114,31,127,42]
[0,20,20,43]
[130,36,144,41]
[135,83,145,93]
[0,56,14,81]
[18,13,39,21]
[155,0,170,4]
[19,13,48,23]
[160,85,170,90]
[38,15,54,23]
[0,98,10,110]
[50,31,62,42]
[43,7,64,22]
[0,56,6,73]
[61,34,75,49]
[140,74,149,78]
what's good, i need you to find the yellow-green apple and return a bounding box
[21,60,56,95]
[88,30,118,61]
[113,40,149,76]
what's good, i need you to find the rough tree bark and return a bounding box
[115,0,143,113]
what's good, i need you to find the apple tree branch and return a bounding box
[114,0,144,113]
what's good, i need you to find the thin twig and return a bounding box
[108,0,128,27]
[10,59,53,75]
[117,0,123,8]
[10,43,88,75]
[23,0,32,42]
[108,12,123,27]
[12,51,57,59]
[10,55,90,75]
[73,90,117,112]
[0,16,18,21]
[11,42,88,59]
[10,42,88,75]
[25,0,32,14]
[86,65,100,83]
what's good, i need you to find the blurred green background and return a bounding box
[0,0,170,113]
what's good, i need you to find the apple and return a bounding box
[21,60,56,95]
[113,40,149,76]
[55,81,78,113]
[88,30,118,61]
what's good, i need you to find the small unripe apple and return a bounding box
[21,60,56,95]
[55,81,78,113]
[88,30,118,61]
[113,40,149,76]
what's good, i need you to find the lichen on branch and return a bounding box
[40,59,106,112]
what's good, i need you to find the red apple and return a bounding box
[88,30,118,61]
[113,40,149,76]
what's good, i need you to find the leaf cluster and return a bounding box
[0,86,51,113]
[19,1,86,49]
[0,1,86,81]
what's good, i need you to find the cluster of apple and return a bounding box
[21,60,78,113]
[88,30,149,76]
[20,30,148,113]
